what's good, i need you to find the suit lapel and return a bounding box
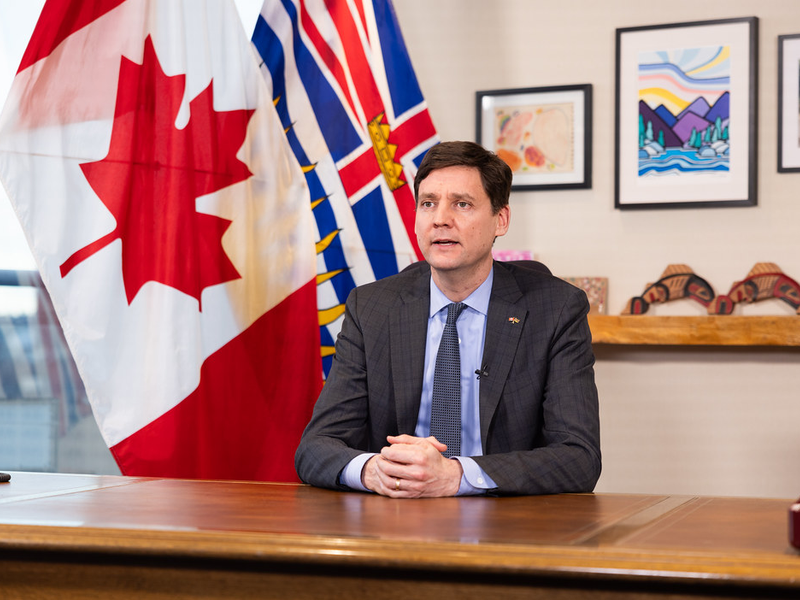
[390,264,431,434]
[479,263,527,451]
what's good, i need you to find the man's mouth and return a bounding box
[433,240,457,246]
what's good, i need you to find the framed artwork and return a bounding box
[615,17,758,209]
[779,34,800,172]
[476,84,592,191]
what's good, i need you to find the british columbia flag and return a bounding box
[252,0,438,375]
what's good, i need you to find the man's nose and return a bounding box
[433,204,452,226]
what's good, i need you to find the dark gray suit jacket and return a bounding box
[294,260,601,495]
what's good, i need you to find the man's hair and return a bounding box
[413,141,512,214]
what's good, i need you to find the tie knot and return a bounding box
[446,302,466,325]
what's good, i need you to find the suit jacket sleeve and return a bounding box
[294,267,427,490]
[294,285,373,490]
[472,270,601,496]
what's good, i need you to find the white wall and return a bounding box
[394,0,800,498]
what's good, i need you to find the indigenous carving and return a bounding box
[623,264,715,315]
[709,263,800,315]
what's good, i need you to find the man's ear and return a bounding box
[495,205,510,237]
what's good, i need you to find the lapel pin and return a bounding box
[508,317,520,324]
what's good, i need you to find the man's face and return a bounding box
[414,166,509,278]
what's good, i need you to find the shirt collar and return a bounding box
[429,266,494,318]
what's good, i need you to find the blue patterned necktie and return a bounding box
[430,302,466,458]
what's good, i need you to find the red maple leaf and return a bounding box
[60,35,254,309]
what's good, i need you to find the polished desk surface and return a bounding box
[1,472,798,598]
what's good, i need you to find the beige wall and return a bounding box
[394,0,800,498]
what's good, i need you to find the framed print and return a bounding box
[779,34,800,172]
[615,17,758,209]
[476,84,592,191]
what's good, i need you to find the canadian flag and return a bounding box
[0,0,322,481]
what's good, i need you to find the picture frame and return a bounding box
[476,84,592,191]
[778,34,800,172]
[615,17,758,209]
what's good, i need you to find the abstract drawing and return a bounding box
[494,102,574,176]
[476,84,592,191]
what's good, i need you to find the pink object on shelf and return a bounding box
[492,249,534,262]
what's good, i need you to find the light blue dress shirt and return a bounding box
[340,270,498,495]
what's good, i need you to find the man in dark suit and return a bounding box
[295,141,600,497]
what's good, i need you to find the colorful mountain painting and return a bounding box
[637,46,731,177]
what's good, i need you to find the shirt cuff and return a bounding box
[339,453,377,492]
[453,456,497,495]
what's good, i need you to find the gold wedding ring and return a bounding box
[395,478,400,491]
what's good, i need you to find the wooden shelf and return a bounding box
[587,315,800,347]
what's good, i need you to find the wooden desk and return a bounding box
[1,472,798,599]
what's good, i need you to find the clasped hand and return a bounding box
[361,434,463,498]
